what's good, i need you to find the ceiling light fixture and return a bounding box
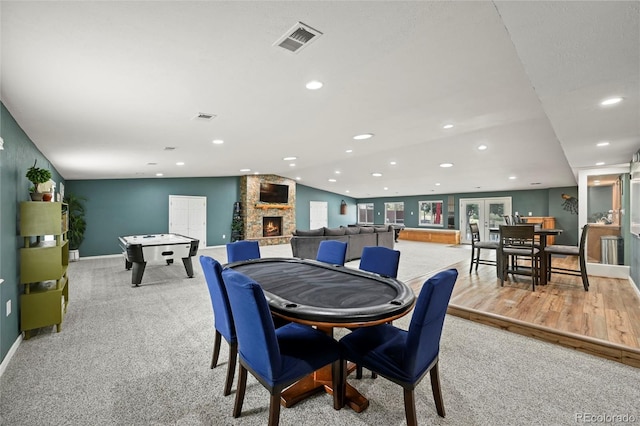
[439,163,453,168]
[442,124,454,129]
[289,163,296,167]
[597,141,610,147]
[240,168,251,172]
[600,97,623,106]
[371,172,382,177]
[390,161,397,165]
[212,139,224,145]
[335,171,341,174]
[596,162,605,166]
[345,149,353,153]
[345,190,350,193]
[176,162,185,166]
[328,178,337,182]
[353,133,374,140]
[305,80,323,90]
[478,145,488,150]
[283,156,297,161]
[296,177,301,180]
[155,173,163,177]
[509,176,517,180]
[383,187,388,190]
[435,183,441,186]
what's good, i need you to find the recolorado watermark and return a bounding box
[576,413,637,423]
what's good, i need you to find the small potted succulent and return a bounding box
[26,160,52,201]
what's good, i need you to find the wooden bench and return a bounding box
[398,228,460,244]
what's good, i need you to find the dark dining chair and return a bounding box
[316,240,348,266]
[469,222,498,272]
[499,225,540,291]
[226,240,260,263]
[199,255,237,396]
[359,246,401,278]
[221,268,343,425]
[340,269,459,426]
[544,224,590,291]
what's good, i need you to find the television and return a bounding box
[259,183,289,204]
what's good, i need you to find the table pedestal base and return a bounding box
[281,364,369,413]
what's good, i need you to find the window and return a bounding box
[384,202,404,224]
[418,200,444,227]
[357,203,374,224]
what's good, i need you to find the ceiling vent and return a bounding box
[273,22,322,54]
[192,112,216,121]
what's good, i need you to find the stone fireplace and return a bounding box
[263,217,283,237]
[239,174,296,246]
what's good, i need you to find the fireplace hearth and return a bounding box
[263,217,283,237]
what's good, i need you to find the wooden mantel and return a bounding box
[255,204,292,210]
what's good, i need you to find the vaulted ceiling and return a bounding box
[1,1,638,198]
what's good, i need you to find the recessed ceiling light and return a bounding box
[212,139,224,145]
[478,144,488,150]
[597,141,610,147]
[305,80,323,90]
[254,171,259,175]
[283,156,297,161]
[289,163,296,167]
[176,162,185,166]
[328,178,337,182]
[600,97,623,106]
[435,183,441,186]
[155,173,163,177]
[335,171,341,174]
[240,168,251,172]
[345,190,350,193]
[442,124,454,129]
[439,163,453,168]
[371,172,382,177]
[384,187,388,190]
[345,149,353,153]
[509,176,517,180]
[353,133,374,140]
[295,177,301,180]
[596,162,605,166]
[390,161,397,165]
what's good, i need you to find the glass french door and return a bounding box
[460,197,511,243]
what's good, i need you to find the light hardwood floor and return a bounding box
[405,253,640,368]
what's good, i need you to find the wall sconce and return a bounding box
[340,200,347,215]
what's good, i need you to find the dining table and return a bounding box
[490,226,563,285]
[225,257,416,412]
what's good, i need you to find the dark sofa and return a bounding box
[290,225,394,262]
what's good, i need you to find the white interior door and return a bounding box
[169,195,207,247]
[460,197,511,243]
[309,201,328,230]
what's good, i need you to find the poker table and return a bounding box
[226,257,416,412]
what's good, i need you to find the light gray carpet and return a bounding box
[0,243,637,425]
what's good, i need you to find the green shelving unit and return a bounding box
[19,202,70,339]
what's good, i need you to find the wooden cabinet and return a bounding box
[522,216,556,245]
[19,202,69,339]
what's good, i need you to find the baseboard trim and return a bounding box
[0,333,23,378]
[448,304,640,368]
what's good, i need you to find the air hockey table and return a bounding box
[118,233,199,286]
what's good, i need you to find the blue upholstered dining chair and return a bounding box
[221,268,343,425]
[340,269,459,426]
[359,246,401,278]
[199,255,237,396]
[316,240,348,266]
[226,240,260,263]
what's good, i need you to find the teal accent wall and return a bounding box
[65,177,240,256]
[0,104,66,362]
[295,184,357,230]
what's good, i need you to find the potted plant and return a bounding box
[26,160,52,201]
[64,193,87,261]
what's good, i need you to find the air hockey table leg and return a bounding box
[131,262,146,287]
[182,257,195,278]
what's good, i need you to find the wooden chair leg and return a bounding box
[268,391,282,426]
[223,341,238,396]
[475,248,481,271]
[469,247,475,273]
[403,388,418,426]
[332,359,345,410]
[429,361,446,417]
[233,364,247,418]
[579,254,590,291]
[211,330,222,369]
